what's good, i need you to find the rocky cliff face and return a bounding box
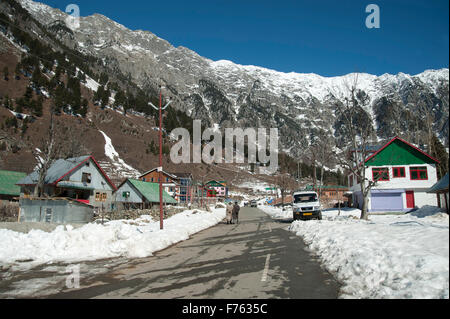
[14,0,450,154]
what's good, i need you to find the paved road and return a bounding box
[1,207,340,299]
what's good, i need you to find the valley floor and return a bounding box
[0,207,340,299]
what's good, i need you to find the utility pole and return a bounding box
[148,85,171,230]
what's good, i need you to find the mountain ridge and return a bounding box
[6,0,450,158]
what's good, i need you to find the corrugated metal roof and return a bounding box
[428,173,449,193]
[128,179,178,204]
[17,156,90,185]
[0,170,27,196]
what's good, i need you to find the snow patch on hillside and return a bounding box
[99,130,140,179]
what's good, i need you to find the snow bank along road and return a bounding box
[262,205,449,299]
[0,207,340,298]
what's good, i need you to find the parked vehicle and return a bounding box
[250,200,257,207]
[292,191,322,220]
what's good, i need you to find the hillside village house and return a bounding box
[115,178,178,209]
[168,172,193,203]
[0,170,27,202]
[16,156,117,223]
[139,168,179,199]
[206,180,228,198]
[348,137,440,212]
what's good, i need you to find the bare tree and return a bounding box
[315,131,336,198]
[275,172,296,208]
[334,75,379,220]
[32,113,90,197]
[32,113,60,197]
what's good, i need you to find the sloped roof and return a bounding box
[206,180,226,187]
[128,179,177,204]
[17,156,116,190]
[139,168,179,180]
[0,170,27,196]
[428,173,449,193]
[365,136,440,165]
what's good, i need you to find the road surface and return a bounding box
[0,207,340,299]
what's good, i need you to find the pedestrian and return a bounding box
[226,202,233,224]
[232,201,240,224]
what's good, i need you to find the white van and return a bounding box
[292,191,322,220]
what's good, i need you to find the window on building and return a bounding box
[102,193,107,201]
[95,192,101,201]
[82,173,92,183]
[410,167,428,180]
[151,178,154,182]
[372,167,389,181]
[393,167,406,178]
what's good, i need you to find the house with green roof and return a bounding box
[0,170,27,201]
[348,137,440,212]
[115,178,178,209]
[206,180,228,198]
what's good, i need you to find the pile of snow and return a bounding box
[261,205,293,221]
[0,207,226,274]
[282,206,449,299]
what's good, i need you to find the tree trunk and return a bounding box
[319,164,324,198]
[360,193,369,220]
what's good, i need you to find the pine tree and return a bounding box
[94,85,104,104]
[33,96,43,117]
[80,98,88,117]
[99,72,109,85]
[3,66,9,81]
[14,63,21,80]
[32,67,47,88]
[101,87,110,107]
[24,86,33,103]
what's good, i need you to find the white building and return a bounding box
[348,137,440,212]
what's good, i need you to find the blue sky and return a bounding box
[42,0,449,77]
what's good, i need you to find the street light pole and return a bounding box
[148,86,171,230]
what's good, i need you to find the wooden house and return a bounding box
[139,168,179,199]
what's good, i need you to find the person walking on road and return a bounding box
[226,202,233,224]
[232,201,240,224]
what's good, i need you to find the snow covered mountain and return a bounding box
[16,0,450,153]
